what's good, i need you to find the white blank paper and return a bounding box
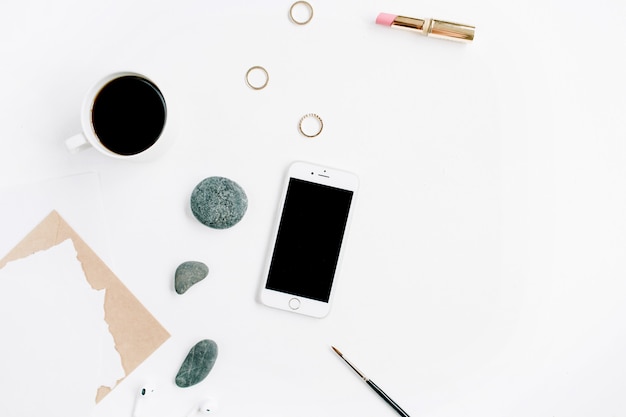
[0,239,124,417]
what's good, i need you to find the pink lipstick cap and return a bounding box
[376,13,397,26]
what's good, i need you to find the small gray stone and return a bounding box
[190,176,248,229]
[175,339,218,388]
[175,261,209,294]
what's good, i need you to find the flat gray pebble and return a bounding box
[190,176,248,229]
[175,339,218,388]
[175,261,209,294]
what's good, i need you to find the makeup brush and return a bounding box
[331,346,411,417]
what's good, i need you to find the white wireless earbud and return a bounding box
[139,386,156,397]
[198,397,219,414]
[185,397,219,416]
[133,385,156,417]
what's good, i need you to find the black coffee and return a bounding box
[92,76,167,156]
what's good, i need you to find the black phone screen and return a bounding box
[265,178,354,302]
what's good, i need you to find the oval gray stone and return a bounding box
[175,339,218,388]
[190,177,248,229]
[175,261,209,294]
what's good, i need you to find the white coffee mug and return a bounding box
[66,71,177,160]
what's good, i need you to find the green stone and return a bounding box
[175,261,209,294]
[175,339,218,388]
[190,177,248,229]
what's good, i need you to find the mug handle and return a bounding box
[65,133,91,153]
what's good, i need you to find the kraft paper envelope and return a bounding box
[0,210,170,402]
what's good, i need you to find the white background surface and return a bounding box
[1,1,626,416]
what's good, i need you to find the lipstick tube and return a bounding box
[376,12,475,43]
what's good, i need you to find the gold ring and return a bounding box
[289,1,314,25]
[298,113,323,138]
[245,66,269,90]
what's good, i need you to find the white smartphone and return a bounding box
[259,161,359,318]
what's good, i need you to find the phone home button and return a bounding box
[288,298,301,310]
